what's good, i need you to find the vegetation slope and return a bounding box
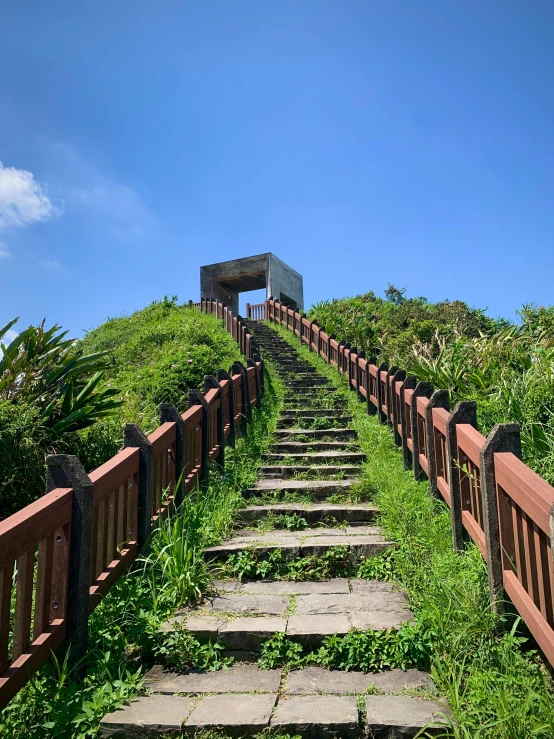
[308,287,554,483]
[0,297,241,517]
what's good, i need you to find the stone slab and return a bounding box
[203,541,301,560]
[294,593,409,616]
[218,616,287,650]
[350,579,403,594]
[100,695,195,737]
[270,695,359,738]
[350,611,415,631]
[204,594,289,616]
[183,694,277,737]
[287,614,352,646]
[144,663,282,695]
[238,503,378,525]
[250,479,358,493]
[284,667,433,696]
[365,695,448,737]
[160,615,223,642]
[211,578,241,593]
[240,580,350,595]
[300,535,386,557]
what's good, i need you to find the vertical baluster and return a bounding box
[34,535,55,638]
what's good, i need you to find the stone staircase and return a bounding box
[100,321,447,737]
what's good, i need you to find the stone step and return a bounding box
[280,408,352,417]
[258,465,361,479]
[264,451,366,464]
[271,441,361,454]
[244,478,359,499]
[274,428,358,440]
[203,527,390,562]
[101,665,445,738]
[236,502,378,525]
[163,579,411,639]
[278,415,352,427]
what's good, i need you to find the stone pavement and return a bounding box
[100,321,447,737]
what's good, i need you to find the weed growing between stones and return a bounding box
[253,512,310,533]
[153,625,232,672]
[0,364,283,739]
[270,321,554,738]
[257,625,431,672]
[218,546,356,581]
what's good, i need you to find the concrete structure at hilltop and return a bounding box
[200,253,304,315]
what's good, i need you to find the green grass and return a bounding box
[0,362,284,739]
[78,297,243,470]
[270,321,554,739]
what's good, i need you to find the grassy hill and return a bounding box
[0,297,241,517]
[309,288,554,483]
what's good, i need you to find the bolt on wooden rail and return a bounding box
[0,299,262,709]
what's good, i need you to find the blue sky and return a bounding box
[1,1,553,339]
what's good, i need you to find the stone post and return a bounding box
[424,389,450,498]
[480,424,522,615]
[159,403,185,506]
[188,389,211,490]
[399,375,417,469]
[445,401,477,551]
[410,382,433,480]
[384,367,398,425]
[46,455,94,675]
[124,424,154,551]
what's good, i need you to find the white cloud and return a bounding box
[0,161,61,228]
[0,241,10,259]
[4,329,18,343]
[38,259,65,271]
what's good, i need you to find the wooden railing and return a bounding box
[0,299,263,709]
[267,296,554,670]
[246,303,265,321]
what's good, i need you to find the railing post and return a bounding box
[338,341,346,373]
[445,401,477,551]
[188,390,210,490]
[232,360,251,431]
[217,368,236,448]
[399,375,417,468]
[391,369,406,446]
[350,347,359,393]
[375,362,388,423]
[205,376,225,469]
[366,356,377,415]
[410,381,432,480]
[384,366,398,424]
[124,424,154,551]
[159,404,185,507]
[328,334,335,364]
[253,352,264,396]
[246,302,251,320]
[480,424,522,615]
[46,455,94,676]
[247,358,261,408]
[424,390,450,498]
[356,351,365,399]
